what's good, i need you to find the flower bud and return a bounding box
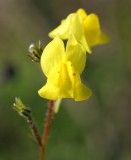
[28,41,43,62]
[13,97,31,118]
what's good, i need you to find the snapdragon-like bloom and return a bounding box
[49,8,110,53]
[38,35,92,101]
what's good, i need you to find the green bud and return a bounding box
[13,97,31,118]
[28,40,43,62]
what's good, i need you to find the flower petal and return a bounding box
[70,14,91,53]
[48,13,75,39]
[38,62,73,100]
[76,8,88,21]
[73,75,92,101]
[84,14,110,47]
[66,35,86,74]
[38,61,92,101]
[40,36,65,77]
[38,79,60,100]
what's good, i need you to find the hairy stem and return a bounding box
[40,100,55,160]
[27,116,42,147]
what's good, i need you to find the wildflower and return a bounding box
[49,8,110,53]
[38,35,92,101]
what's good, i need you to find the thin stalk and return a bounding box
[27,116,42,147]
[40,100,55,160]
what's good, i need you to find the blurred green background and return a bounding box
[0,0,131,159]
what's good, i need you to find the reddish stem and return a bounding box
[40,100,55,160]
[27,116,42,147]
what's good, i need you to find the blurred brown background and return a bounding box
[0,0,131,160]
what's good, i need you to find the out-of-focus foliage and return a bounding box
[0,0,131,160]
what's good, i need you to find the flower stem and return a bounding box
[40,100,55,160]
[27,116,42,147]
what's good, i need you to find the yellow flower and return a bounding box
[38,35,92,101]
[49,8,110,53]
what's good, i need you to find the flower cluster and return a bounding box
[38,8,109,101]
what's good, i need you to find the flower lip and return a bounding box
[38,35,91,101]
